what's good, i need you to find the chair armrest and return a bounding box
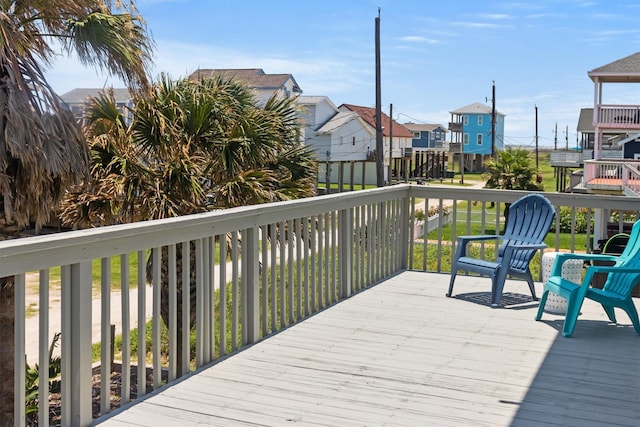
[457,235,500,244]
[454,235,500,259]
[586,265,640,275]
[576,264,640,289]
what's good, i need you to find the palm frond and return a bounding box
[65,11,153,90]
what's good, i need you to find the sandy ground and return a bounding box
[24,279,154,365]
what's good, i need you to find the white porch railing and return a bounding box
[584,159,640,194]
[4,185,640,426]
[595,104,640,129]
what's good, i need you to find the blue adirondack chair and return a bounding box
[536,220,640,337]
[447,193,555,307]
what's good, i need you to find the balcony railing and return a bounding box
[548,150,591,167]
[4,185,640,426]
[584,159,640,195]
[595,104,640,129]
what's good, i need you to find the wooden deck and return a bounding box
[586,177,640,191]
[96,272,640,427]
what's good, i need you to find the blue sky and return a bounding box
[45,0,640,148]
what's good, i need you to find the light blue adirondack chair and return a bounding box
[536,220,640,337]
[447,194,555,307]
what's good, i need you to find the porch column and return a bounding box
[593,79,601,159]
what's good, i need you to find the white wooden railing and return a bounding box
[584,159,640,195]
[4,185,640,426]
[595,104,640,129]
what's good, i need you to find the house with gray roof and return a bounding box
[582,51,640,197]
[60,87,133,121]
[188,68,302,106]
[449,102,505,172]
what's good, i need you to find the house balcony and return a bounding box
[584,159,640,196]
[595,104,640,130]
[4,186,640,426]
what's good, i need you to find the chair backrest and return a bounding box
[498,194,556,272]
[602,220,640,296]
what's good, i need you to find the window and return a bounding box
[463,133,469,144]
[463,115,469,125]
[477,134,483,145]
[477,115,483,126]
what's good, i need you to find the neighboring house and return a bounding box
[60,87,133,122]
[188,68,302,106]
[448,102,505,172]
[339,103,414,180]
[402,122,449,179]
[577,107,640,157]
[297,96,377,186]
[298,98,416,186]
[402,123,447,149]
[582,51,640,197]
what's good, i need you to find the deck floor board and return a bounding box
[97,271,640,426]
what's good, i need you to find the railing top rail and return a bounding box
[0,185,410,276]
[1,184,638,277]
[585,159,640,164]
[597,104,640,108]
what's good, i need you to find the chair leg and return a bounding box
[446,271,457,297]
[601,304,617,323]
[526,276,538,301]
[535,290,549,320]
[562,292,583,338]
[620,298,640,335]
[491,268,507,307]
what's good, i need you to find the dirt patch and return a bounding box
[28,364,166,426]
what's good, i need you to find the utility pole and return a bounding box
[554,122,558,150]
[491,81,496,159]
[565,124,569,150]
[375,8,384,187]
[388,103,393,183]
[535,105,539,169]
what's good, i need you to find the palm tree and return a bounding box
[61,74,318,375]
[484,148,543,192]
[0,1,153,423]
[483,147,543,227]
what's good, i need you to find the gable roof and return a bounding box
[339,104,414,138]
[588,52,640,83]
[60,88,132,104]
[296,95,337,109]
[316,111,373,136]
[450,102,504,116]
[188,68,302,92]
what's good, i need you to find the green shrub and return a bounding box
[557,207,591,233]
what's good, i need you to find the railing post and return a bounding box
[244,227,260,343]
[339,208,353,298]
[62,261,92,427]
[14,274,25,427]
[400,195,410,270]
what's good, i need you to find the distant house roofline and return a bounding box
[188,68,302,93]
[338,103,414,138]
